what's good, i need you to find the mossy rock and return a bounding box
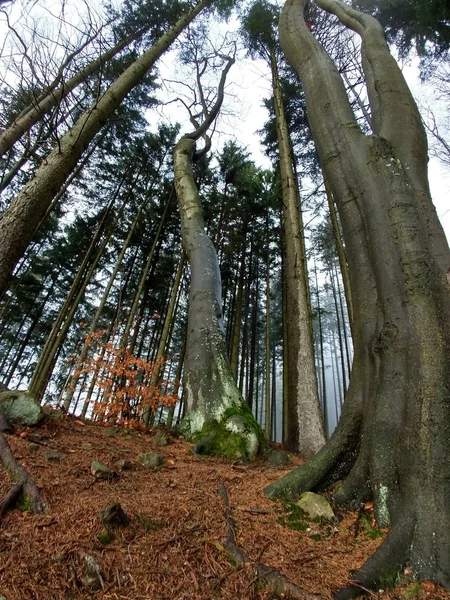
[296,492,335,521]
[137,452,163,470]
[0,391,43,426]
[150,430,170,447]
[265,448,292,465]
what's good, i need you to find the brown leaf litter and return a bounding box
[0,415,449,600]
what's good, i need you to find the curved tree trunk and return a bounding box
[266,0,450,595]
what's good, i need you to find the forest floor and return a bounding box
[1,412,449,600]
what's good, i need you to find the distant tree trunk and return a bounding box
[267,0,450,594]
[143,253,185,425]
[29,198,118,399]
[271,50,325,455]
[230,236,246,380]
[0,0,212,297]
[264,231,271,440]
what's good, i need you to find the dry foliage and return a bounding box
[66,330,176,426]
[0,415,449,600]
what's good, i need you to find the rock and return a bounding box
[81,442,93,452]
[137,452,162,470]
[28,443,40,453]
[150,430,169,447]
[115,458,132,471]
[0,391,43,426]
[81,554,103,590]
[28,433,45,443]
[296,492,335,521]
[44,449,65,461]
[98,503,130,529]
[265,448,292,465]
[91,461,116,480]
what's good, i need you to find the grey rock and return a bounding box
[0,391,43,426]
[296,492,335,521]
[265,448,292,465]
[44,449,65,461]
[91,461,116,480]
[115,458,132,471]
[81,554,103,590]
[150,430,169,447]
[98,503,130,528]
[28,443,40,453]
[137,452,162,470]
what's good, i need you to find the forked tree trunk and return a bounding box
[266,0,450,595]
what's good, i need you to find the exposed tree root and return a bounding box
[0,483,23,518]
[0,432,48,513]
[334,521,414,600]
[218,481,323,600]
[0,407,13,433]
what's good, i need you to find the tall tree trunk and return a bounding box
[267,0,450,594]
[143,253,185,425]
[230,236,246,380]
[0,26,154,159]
[0,0,212,297]
[271,50,325,455]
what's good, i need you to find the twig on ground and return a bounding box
[218,480,324,600]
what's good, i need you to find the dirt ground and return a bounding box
[1,413,449,600]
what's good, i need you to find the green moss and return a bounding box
[378,566,401,589]
[222,403,266,450]
[187,401,265,461]
[98,528,114,545]
[276,501,333,540]
[360,514,384,539]
[18,491,31,512]
[403,583,424,599]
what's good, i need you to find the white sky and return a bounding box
[1,0,449,239]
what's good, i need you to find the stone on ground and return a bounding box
[0,391,43,426]
[296,492,335,521]
[137,452,163,470]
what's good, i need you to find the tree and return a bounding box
[0,0,214,297]
[265,0,450,595]
[353,0,450,60]
[241,0,325,455]
[173,40,264,460]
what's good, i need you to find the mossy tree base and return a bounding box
[0,431,47,514]
[183,403,265,461]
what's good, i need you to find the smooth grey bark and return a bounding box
[0,0,212,298]
[271,49,325,456]
[266,0,450,595]
[173,55,263,459]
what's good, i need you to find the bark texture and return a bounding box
[271,50,325,456]
[0,0,212,296]
[266,0,450,595]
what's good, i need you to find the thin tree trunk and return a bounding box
[0,0,213,297]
